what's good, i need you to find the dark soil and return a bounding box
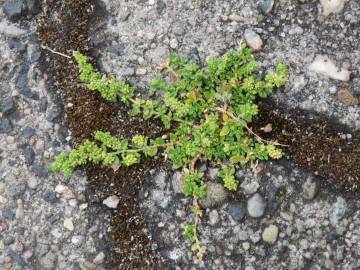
[35,0,360,269]
[36,0,166,269]
[252,102,360,193]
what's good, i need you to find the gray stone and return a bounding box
[40,251,57,270]
[201,182,227,208]
[8,184,26,197]
[4,236,15,245]
[27,178,38,189]
[8,250,27,267]
[171,171,183,194]
[31,164,48,177]
[3,0,23,19]
[260,0,274,14]
[1,118,13,134]
[228,202,246,221]
[244,29,263,51]
[43,190,59,204]
[209,210,219,226]
[240,178,260,195]
[24,146,35,165]
[30,51,41,63]
[15,65,29,88]
[21,126,35,139]
[3,0,40,19]
[21,88,40,100]
[154,171,167,190]
[39,97,48,112]
[2,208,15,220]
[1,97,15,114]
[302,177,317,200]
[47,109,61,122]
[247,193,266,218]
[103,195,120,209]
[330,197,347,226]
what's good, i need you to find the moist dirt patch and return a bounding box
[36,0,166,269]
[252,102,360,194]
[35,0,360,269]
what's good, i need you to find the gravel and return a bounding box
[0,10,108,269]
[1,0,360,269]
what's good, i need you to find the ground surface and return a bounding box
[0,0,360,269]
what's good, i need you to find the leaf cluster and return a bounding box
[52,46,288,258]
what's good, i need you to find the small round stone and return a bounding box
[244,29,263,51]
[228,202,246,222]
[262,224,279,244]
[247,193,266,218]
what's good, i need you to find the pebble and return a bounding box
[1,97,15,114]
[228,202,246,222]
[240,178,260,195]
[27,178,38,189]
[64,218,74,231]
[330,197,347,226]
[55,184,75,199]
[3,0,22,19]
[21,127,35,139]
[71,236,85,246]
[103,195,120,209]
[93,252,105,264]
[247,193,266,218]
[46,109,61,122]
[169,38,178,49]
[259,0,275,14]
[3,237,15,246]
[262,224,279,244]
[136,68,147,75]
[23,146,35,165]
[1,118,13,133]
[201,182,227,208]
[337,90,359,107]
[209,210,219,226]
[229,14,245,22]
[302,177,317,200]
[43,190,59,204]
[31,164,48,177]
[244,29,263,51]
[308,55,350,81]
[320,0,346,16]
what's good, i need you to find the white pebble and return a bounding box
[64,218,74,231]
[103,195,120,209]
[308,55,350,81]
[320,0,346,16]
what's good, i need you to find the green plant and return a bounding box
[51,45,288,259]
